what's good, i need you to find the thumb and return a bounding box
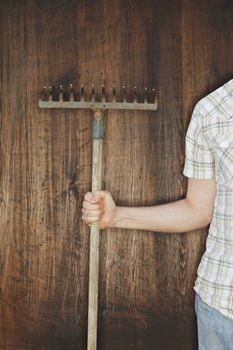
[92,191,112,203]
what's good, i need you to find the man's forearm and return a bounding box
[112,198,211,232]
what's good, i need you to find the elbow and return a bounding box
[206,211,213,225]
[199,203,214,228]
[186,198,213,229]
[200,212,212,228]
[196,207,214,229]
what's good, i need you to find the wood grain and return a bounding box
[0,0,233,349]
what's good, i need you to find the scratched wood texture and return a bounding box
[0,0,233,349]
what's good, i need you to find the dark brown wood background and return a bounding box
[0,0,233,349]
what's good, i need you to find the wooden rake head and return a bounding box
[38,83,158,111]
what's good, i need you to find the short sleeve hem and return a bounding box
[183,165,215,179]
[183,104,215,180]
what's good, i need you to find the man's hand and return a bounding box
[82,191,117,229]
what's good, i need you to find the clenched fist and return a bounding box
[82,191,118,229]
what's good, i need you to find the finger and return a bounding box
[82,207,102,214]
[91,190,111,203]
[84,192,94,202]
[90,191,101,203]
[82,209,103,218]
[83,216,100,224]
[82,201,100,210]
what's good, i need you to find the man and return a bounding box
[82,78,233,350]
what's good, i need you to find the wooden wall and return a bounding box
[0,0,233,349]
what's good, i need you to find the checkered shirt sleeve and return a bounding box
[183,107,215,179]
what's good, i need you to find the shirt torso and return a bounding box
[183,79,233,319]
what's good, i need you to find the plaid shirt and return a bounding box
[183,78,233,319]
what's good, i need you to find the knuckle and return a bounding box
[84,192,91,201]
[100,219,109,228]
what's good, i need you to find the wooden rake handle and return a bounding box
[87,110,104,350]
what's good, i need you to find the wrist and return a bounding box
[111,206,123,228]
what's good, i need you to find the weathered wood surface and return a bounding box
[0,0,233,349]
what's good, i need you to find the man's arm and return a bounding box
[82,178,216,232]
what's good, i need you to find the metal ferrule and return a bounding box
[92,111,104,139]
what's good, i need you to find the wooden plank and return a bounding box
[98,0,187,349]
[0,1,90,349]
[1,1,233,350]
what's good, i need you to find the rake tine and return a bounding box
[123,85,127,103]
[80,83,84,102]
[134,86,137,103]
[49,86,53,101]
[112,84,116,103]
[152,88,156,103]
[69,84,74,101]
[91,84,95,102]
[59,85,63,102]
[101,84,106,102]
[144,87,148,104]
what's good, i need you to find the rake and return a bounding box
[38,83,158,350]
